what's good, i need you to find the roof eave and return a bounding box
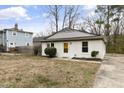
[4,29,33,34]
[40,37,104,42]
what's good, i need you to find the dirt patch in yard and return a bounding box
[0,55,100,88]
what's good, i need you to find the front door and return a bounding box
[63,42,69,57]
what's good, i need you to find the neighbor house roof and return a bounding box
[1,24,33,34]
[4,28,33,34]
[40,28,105,42]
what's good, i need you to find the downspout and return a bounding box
[2,31,4,46]
[6,30,9,51]
[2,31,5,51]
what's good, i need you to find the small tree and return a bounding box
[0,44,5,52]
[34,46,42,56]
[44,47,57,57]
[91,51,99,58]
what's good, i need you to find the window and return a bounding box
[25,33,29,37]
[64,43,68,53]
[82,42,88,52]
[51,43,54,47]
[47,43,50,48]
[10,43,13,45]
[12,32,17,36]
[27,43,29,46]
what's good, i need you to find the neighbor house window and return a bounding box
[51,43,54,47]
[27,43,29,46]
[10,43,13,45]
[25,33,29,37]
[82,42,88,52]
[12,32,17,36]
[47,43,50,48]
[64,43,68,53]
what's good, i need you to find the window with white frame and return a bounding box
[12,32,17,36]
[51,43,54,47]
[26,43,30,46]
[47,43,50,48]
[25,33,29,37]
[82,42,88,52]
[10,43,13,45]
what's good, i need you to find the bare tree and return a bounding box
[81,14,105,35]
[48,5,62,32]
[62,6,68,29]
[120,17,124,35]
[35,32,44,37]
[61,6,80,29]
[67,6,80,29]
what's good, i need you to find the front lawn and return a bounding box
[0,54,100,88]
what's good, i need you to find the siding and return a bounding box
[6,30,33,48]
[42,40,106,59]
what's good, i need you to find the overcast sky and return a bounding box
[0,5,96,35]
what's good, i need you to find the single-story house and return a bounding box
[41,28,106,59]
[0,24,33,52]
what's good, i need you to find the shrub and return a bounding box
[91,51,99,57]
[34,46,41,56]
[44,47,57,57]
[44,48,49,55]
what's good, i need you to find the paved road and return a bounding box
[93,54,124,88]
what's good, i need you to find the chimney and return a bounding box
[20,29,23,31]
[14,23,18,31]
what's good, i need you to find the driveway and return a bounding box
[94,54,124,88]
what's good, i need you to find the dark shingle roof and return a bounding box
[33,37,46,42]
[45,28,97,39]
[40,36,105,42]
[33,28,105,42]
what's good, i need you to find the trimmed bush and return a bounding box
[44,48,49,55]
[44,47,57,57]
[91,51,99,57]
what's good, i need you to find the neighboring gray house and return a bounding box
[0,24,33,51]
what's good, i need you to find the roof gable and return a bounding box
[47,29,96,40]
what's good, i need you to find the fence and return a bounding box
[15,46,33,54]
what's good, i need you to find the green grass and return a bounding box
[32,74,60,87]
[0,55,100,88]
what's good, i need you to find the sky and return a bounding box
[0,5,96,36]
